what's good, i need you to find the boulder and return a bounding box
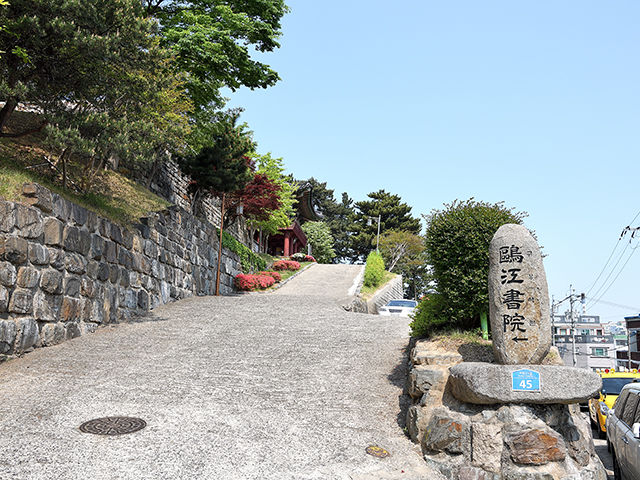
[449,363,602,405]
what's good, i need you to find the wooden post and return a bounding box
[215,193,225,296]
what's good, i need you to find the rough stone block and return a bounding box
[63,225,81,253]
[78,229,91,256]
[90,234,104,260]
[0,285,7,312]
[117,246,133,269]
[459,467,500,480]
[14,204,44,238]
[15,317,40,352]
[22,183,53,213]
[471,423,503,473]
[17,266,40,288]
[64,274,81,297]
[104,240,117,263]
[48,247,65,270]
[28,241,50,265]
[41,322,65,346]
[39,268,63,294]
[0,261,17,286]
[0,236,28,264]
[504,427,566,466]
[65,321,81,340]
[80,278,96,298]
[0,319,17,353]
[0,202,15,232]
[86,211,99,233]
[43,217,64,246]
[65,252,87,275]
[60,296,81,322]
[122,229,134,250]
[71,203,88,226]
[423,412,469,455]
[138,289,149,310]
[51,194,70,222]
[110,223,123,244]
[97,262,110,282]
[449,363,602,405]
[9,288,33,314]
[109,264,119,284]
[34,291,62,322]
[408,367,444,399]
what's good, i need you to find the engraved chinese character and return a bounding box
[503,314,527,333]
[501,268,523,284]
[503,289,525,309]
[499,245,524,263]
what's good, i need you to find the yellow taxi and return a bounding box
[589,368,640,439]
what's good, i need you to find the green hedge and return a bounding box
[218,229,266,273]
[363,251,385,288]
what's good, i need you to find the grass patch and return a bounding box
[430,329,492,350]
[0,112,171,228]
[360,271,397,299]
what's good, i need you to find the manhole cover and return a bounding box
[365,445,390,458]
[79,416,147,436]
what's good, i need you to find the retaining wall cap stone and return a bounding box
[449,362,602,405]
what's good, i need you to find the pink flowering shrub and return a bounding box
[259,271,282,282]
[234,273,275,291]
[304,255,316,262]
[272,260,301,271]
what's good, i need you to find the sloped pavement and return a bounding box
[0,264,436,479]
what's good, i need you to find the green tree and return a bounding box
[0,0,191,190]
[349,190,421,264]
[301,221,335,264]
[378,230,424,272]
[251,153,296,235]
[411,199,527,336]
[302,178,355,263]
[177,114,255,214]
[144,0,289,114]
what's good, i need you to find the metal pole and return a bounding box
[376,215,381,252]
[570,286,576,367]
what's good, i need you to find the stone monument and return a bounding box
[406,224,606,480]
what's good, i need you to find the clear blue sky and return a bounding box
[225,1,640,323]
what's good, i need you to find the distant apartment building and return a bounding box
[616,315,640,370]
[552,315,618,370]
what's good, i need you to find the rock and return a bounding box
[9,288,33,314]
[0,261,17,286]
[17,266,40,288]
[64,275,81,297]
[65,252,87,275]
[15,317,40,352]
[0,319,17,353]
[41,323,65,346]
[60,296,81,322]
[488,224,550,364]
[471,423,502,473]
[459,467,500,480]
[449,363,602,405]
[14,204,43,238]
[423,411,468,454]
[408,366,445,399]
[39,268,63,294]
[90,234,104,260]
[0,236,28,264]
[43,218,64,246]
[504,427,566,465]
[0,202,15,232]
[34,291,62,322]
[0,285,8,311]
[48,247,65,270]
[28,241,50,265]
[22,183,53,213]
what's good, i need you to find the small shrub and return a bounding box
[258,271,282,282]
[234,273,275,291]
[304,255,316,262]
[272,260,301,271]
[409,293,450,337]
[290,252,306,261]
[363,251,385,288]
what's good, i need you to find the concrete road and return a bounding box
[590,419,614,480]
[0,264,433,479]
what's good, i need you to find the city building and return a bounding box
[552,315,617,370]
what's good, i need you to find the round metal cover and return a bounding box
[365,445,390,458]
[79,416,147,436]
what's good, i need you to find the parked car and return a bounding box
[377,300,418,317]
[606,380,640,479]
[590,369,640,439]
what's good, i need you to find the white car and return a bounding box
[377,300,418,317]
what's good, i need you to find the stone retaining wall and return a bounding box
[368,274,404,314]
[0,183,242,357]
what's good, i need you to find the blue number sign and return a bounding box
[511,369,541,392]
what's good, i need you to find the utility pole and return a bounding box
[570,285,577,367]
